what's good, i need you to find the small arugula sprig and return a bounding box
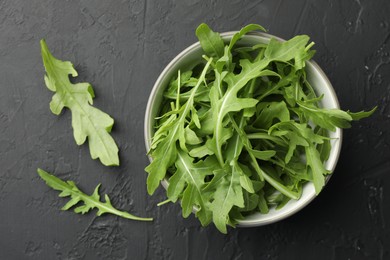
[146,23,376,233]
[40,40,119,166]
[37,169,152,221]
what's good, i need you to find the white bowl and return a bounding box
[144,31,342,227]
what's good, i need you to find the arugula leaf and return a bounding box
[196,23,225,58]
[264,35,310,62]
[37,168,152,221]
[204,166,244,234]
[348,107,377,120]
[228,24,266,53]
[305,146,330,194]
[225,115,254,194]
[40,40,119,166]
[241,192,259,212]
[253,101,290,130]
[167,150,218,225]
[297,100,353,131]
[258,190,269,214]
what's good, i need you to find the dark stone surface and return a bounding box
[0,0,389,259]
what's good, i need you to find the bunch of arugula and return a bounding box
[145,23,376,233]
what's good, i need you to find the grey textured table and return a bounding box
[1,0,389,259]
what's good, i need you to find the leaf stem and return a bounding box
[157,199,172,207]
[176,70,181,110]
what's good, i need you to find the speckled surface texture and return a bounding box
[0,0,389,259]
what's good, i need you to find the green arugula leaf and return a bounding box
[167,150,218,225]
[225,115,254,194]
[348,106,377,120]
[216,24,267,72]
[264,35,310,62]
[258,190,269,214]
[205,166,244,234]
[37,168,152,221]
[237,162,255,193]
[241,192,259,212]
[40,39,119,166]
[228,24,266,53]
[305,145,330,194]
[196,23,225,58]
[297,100,354,131]
[253,101,290,130]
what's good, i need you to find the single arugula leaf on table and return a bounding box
[37,169,152,221]
[40,40,119,166]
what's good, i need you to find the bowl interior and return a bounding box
[144,32,342,227]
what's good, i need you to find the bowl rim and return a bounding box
[144,31,343,227]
